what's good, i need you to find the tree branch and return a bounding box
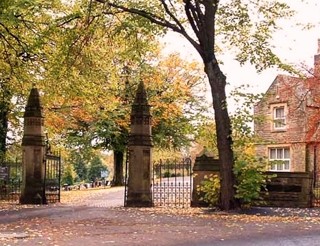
[160,0,185,32]
[0,22,28,50]
[184,1,200,39]
[95,0,203,58]
[0,33,19,54]
[55,14,82,28]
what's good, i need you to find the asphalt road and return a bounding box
[1,187,320,246]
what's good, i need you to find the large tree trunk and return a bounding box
[112,150,124,186]
[205,61,239,210]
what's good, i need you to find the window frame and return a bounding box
[268,147,290,172]
[270,103,287,131]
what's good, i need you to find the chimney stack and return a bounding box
[314,39,320,77]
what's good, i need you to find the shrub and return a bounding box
[163,171,171,178]
[197,174,220,207]
[233,155,270,208]
[196,155,272,209]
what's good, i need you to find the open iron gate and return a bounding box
[0,160,22,202]
[44,152,61,203]
[0,152,61,204]
[152,158,192,208]
[313,185,320,207]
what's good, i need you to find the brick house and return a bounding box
[254,40,320,183]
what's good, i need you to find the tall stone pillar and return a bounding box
[126,81,153,207]
[20,87,46,204]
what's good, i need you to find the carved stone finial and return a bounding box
[197,146,214,158]
[129,81,152,147]
[24,87,43,118]
[131,81,151,118]
[133,81,148,106]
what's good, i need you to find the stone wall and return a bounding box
[262,172,313,208]
[191,153,220,207]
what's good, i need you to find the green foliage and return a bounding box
[314,188,320,199]
[194,121,218,156]
[71,152,88,182]
[195,85,273,208]
[62,163,76,185]
[233,154,269,208]
[230,87,271,207]
[88,155,108,181]
[196,156,270,208]
[196,174,220,207]
[229,85,264,151]
[217,0,295,73]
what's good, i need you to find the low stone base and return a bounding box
[125,200,153,207]
[20,192,47,205]
[126,192,152,207]
[191,200,209,207]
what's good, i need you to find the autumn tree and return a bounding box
[40,6,163,186]
[31,0,207,186]
[195,85,268,207]
[94,0,294,210]
[77,52,207,186]
[0,0,71,160]
[275,69,320,143]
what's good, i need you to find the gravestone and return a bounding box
[126,81,153,207]
[20,87,47,204]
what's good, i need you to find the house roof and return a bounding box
[255,74,303,108]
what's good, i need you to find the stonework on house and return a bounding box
[254,40,320,175]
[254,40,320,207]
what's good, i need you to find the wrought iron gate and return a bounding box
[152,158,192,208]
[0,152,61,204]
[0,160,22,203]
[44,152,61,203]
[313,171,320,207]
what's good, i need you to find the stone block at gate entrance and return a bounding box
[191,149,220,207]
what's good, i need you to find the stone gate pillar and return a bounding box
[20,87,46,204]
[126,81,153,207]
[191,148,220,207]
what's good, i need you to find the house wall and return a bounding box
[255,76,307,141]
[256,143,306,172]
[254,40,320,207]
[254,75,309,171]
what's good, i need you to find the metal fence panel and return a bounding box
[152,158,192,208]
[0,160,22,203]
[44,152,61,203]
